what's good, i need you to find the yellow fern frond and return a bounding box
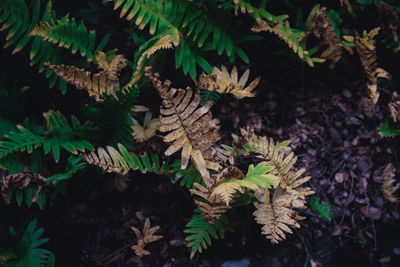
[44,63,120,102]
[131,111,160,142]
[145,67,221,179]
[94,49,128,78]
[197,65,260,99]
[127,34,174,87]
[383,163,399,203]
[352,27,389,104]
[84,146,130,174]
[253,188,306,244]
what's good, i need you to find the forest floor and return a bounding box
[2,56,399,267]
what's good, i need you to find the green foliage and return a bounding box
[84,144,174,175]
[309,196,332,221]
[379,117,400,137]
[197,88,221,106]
[47,156,86,185]
[0,0,67,90]
[170,162,203,189]
[29,15,110,62]
[0,110,94,162]
[184,211,232,259]
[0,219,54,267]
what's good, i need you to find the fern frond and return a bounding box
[113,0,185,45]
[389,92,400,123]
[184,211,232,259]
[253,188,307,244]
[0,0,69,91]
[131,111,160,142]
[383,163,399,202]
[309,6,344,68]
[0,172,46,209]
[379,117,400,137]
[190,182,230,222]
[241,130,313,196]
[0,219,54,267]
[0,125,43,158]
[44,63,121,102]
[84,144,169,175]
[130,217,163,257]
[211,162,279,205]
[29,16,97,61]
[197,65,260,99]
[349,27,390,104]
[127,33,174,87]
[145,67,221,179]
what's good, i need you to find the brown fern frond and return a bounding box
[389,92,400,123]
[0,172,46,204]
[242,129,313,196]
[144,66,221,179]
[352,27,390,104]
[130,217,163,257]
[310,7,344,68]
[83,146,130,175]
[383,163,399,203]
[253,188,306,244]
[44,63,120,102]
[190,182,230,223]
[197,65,260,99]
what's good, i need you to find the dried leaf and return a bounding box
[383,163,399,203]
[130,218,163,257]
[145,67,221,180]
[253,188,306,244]
[131,111,160,142]
[197,65,260,99]
[0,172,46,204]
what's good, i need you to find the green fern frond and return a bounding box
[30,16,98,61]
[0,111,94,162]
[198,88,221,106]
[112,0,187,45]
[0,125,44,158]
[0,219,54,267]
[379,117,400,137]
[184,211,232,259]
[47,156,86,185]
[309,196,332,221]
[170,162,203,189]
[0,0,68,91]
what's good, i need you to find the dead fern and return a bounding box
[44,50,127,102]
[197,65,260,99]
[241,129,313,196]
[345,27,389,104]
[130,217,163,257]
[310,7,344,69]
[131,111,160,142]
[144,66,221,180]
[383,163,399,203]
[253,188,306,244]
[389,92,400,123]
[190,182,230,223]
[0,172,46,205]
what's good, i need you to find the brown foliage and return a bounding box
[130,218,163,257]
[0,172,46,204]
